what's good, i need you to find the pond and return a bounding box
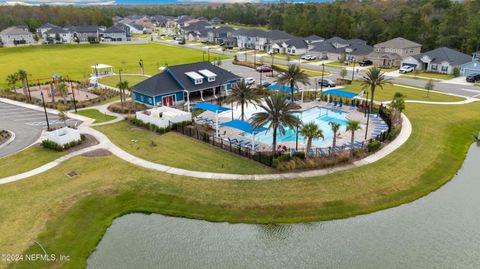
[88,143,480,269]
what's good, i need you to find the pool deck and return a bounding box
[196,100,382,152]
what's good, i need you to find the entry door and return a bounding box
[162,95,174,106]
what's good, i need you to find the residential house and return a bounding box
[114,23,132,40]
[207,26,234,44]
[209,17,225,25]
[152,15,171,27]
[44,27,73,43]
[232,29,266,50]
[304,35,324,45]
[102,26,127,42]
[182,21,212,42]
[258,30,294,52]
[460,52,480,76]
[69,26,99,43]
[309,37,373,62]
[0,25,35,47]
[368,37,422,68]
[401,47,471,74]
[133,61,240,107]
[124,23,145,34]
[36,23,58,37]
[271,37,308,55]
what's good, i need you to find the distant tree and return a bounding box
[17,70,28,97]
[390,92,406,127]
[6,73,19,92]
[57,82,68,105]
[424,79,434,98]
[57,105,68,127]
[340,68,348,81]
[116,80,129,108]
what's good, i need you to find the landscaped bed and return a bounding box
[93,120,272,174]
[2,101,480,268]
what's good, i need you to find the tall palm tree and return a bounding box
[250,92,302,156]
[390,92,405,127]
[329,122,341,155]
[275,64,310,103]
[361,67,392,139]
[57,82,68,105]
[300,122,324,159]
[346,120,361,157]
[225,80,262,121]
[17,69,28,97]
[116,80,129,108]
[6,73,18,92]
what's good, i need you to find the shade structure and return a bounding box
[267,84,299,93]
[221,120,267,133]
[221,120,268,150]
[322,89,358,99]
[90,64,112,69]
[194,102,231,138]
[194,102,231,113]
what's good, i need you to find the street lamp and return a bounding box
[207,48,210,62]
[320,63,325,93]
[40,91,50,130]
[351,59,356,81]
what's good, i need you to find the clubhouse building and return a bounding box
[132,62,240,108]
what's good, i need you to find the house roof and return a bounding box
[128,24,144,30]
[45,27,69,34]
[211,26,234,34]
[310,37,372,55]
[71,26,99,33]
[305,34,323,42]
[375,37,421,49]
[412,47,471,66]
[284,37,308,49]
[104,26,126,34]
[133,62,240,97]
[182,21,211,31]
[232,28,267,38]
[264,30,294,40]
[0,26,31,35]
[39,23,58,29]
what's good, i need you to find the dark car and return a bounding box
[318,79,336,87]
[359,60,373,67]
[466,74,480,83]
[257,81,272,87]
[256,65,273,73]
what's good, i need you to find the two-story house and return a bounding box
[0,25,35,47]
[368,37,422,68]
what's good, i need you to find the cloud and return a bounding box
[0,0,116,5]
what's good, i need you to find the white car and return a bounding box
[244,77,255,85]
[399,66,414,74]
[301,55,317,61]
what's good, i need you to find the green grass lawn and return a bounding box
[94,121,272,174]
[75,109,116,123]
[0,145,65,178]
[0,43,228,88]
[98,75,148,88]
[341,81,464,102]
[400,71,455,81]
[218,23,270,31]
[2,101,480,268]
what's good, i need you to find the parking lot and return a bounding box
[0,101,81,157]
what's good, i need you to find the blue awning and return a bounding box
[221,120,268,134]
[267,84,299,92]
[194,102,231,113]
[322,90,358,99]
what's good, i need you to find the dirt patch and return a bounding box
[65,134,99,153]
[80,149,112,157]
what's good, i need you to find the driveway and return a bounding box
[0,101,82,157]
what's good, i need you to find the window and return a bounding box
[208,76,215,82]
[148,98,152,104]
[431,64,437,71]
[195,78,203,85]
[441,66,448,72]
[140,95,144,101]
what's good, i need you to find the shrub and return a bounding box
[108,101,147,114]
[274,152,352,171]
[367,141,382,152]
[452,67,460,77]
[387,127,400,141]
[292,151,305,159]
[41,135,85,151]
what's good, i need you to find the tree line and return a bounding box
[1,0,479,53]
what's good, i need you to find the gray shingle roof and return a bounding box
[71,26,99,33]
[133,62,240,97]
[264,30,294,40]
[310,37,372,55]
[45,27,69,34]
[374,37,421,49]
[0,26,31,35]
[305,35,323,42]
[104,26,126,34]
[284,37,308,49]
[412,47,471,66]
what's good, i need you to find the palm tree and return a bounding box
[6,73,18,92]
[250,92,302,156]
[57,82,68,105]
[425,79,434,98]
[57,105,68,127]
[225,80,262,121]
[346,120,361,157]
[17,69,28,97]
[361,67,392,139]
[390,92,405,127]
[275,64,310,103]
[300,122,324,158]
[116,80,129,108]
[329,122,341,155]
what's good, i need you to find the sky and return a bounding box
[0,0,332,6]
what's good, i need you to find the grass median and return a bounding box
[75,109,116,124]
[2,102,480,268]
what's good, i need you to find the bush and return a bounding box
[108,101,147,114]
[452,67,460,77]
[367,141,382,152]
[274,152,351,171]
[292,151,305,159]
[42,134,85,151]
[387,127,400,141]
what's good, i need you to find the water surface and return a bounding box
[88,144,480,269]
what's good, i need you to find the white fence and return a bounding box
[46,127,81,146]
[136,106,192,128]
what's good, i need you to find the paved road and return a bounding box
[0,101,81,157]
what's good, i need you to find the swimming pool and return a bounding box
[229,106,349,148]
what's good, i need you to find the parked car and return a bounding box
[466,74,480,83]
[244,77,255,85]
[301,55,317,61]
[318,79,336,87]
[257,81,272,87]
[399,66,414,74]
[359,60,373,66]
[256,65,273,73]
